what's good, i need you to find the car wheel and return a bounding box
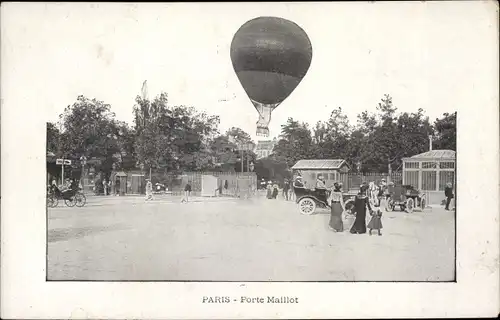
[420,197,426,211]
[298,198,316,215]
[385,199,394,212]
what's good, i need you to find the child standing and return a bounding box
[367,199,383,236]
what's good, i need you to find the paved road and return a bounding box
[47,195,455,281]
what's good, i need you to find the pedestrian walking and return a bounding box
[367,198,383,236]
[368,181,378,203]
[115,178,120,196]
[327,182,345,232]
[181,181,192,203]
[377,179,387,206]
[272,182,279,199]
[350,184,372,234]
[145,179,153,201]
[266,181,273,199]
[103,179,108,196]
[283,179,290,201]
[444,182,454,210]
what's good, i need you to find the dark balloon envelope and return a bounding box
[230,16,312,136]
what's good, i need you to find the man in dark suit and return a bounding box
[444,182,454,210]
[283,179,290,201]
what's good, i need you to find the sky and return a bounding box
[2,2,496,142]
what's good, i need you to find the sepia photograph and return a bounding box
[2,2,498,319]
[43,4,457,282]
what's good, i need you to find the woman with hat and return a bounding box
[327,182,345,232]
[266,181,273,199]
[293,175,304,188]
[316,174,327,190]
[377,179,387,206]
[350,184,373,234]
[272,181,279,199]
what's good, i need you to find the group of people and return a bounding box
[326,178,388,236]
[144,179,192,203]
[265,181,280,199]
[94,178,121,196]
[263,178,294,200]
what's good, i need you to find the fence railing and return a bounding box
[345,172,402,191]
[177,171,257,198]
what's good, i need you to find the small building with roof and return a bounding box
[401,149,456,205]
[291,159,351,188]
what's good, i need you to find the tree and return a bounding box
[313,107,352,160]
[133,93,220,173]
[113,122,136,170]
[254,156,290,182]
[433,112,456,151]
[209,127,256,172]
[396,109,434,158]
[347,95,433,172]
[56,96,123,174]
[312,121,327,144]
[326,107,352,138]
[272,118,314,168]
[225,127,253,145]
[46,122,60,154]
[210,135,238,171]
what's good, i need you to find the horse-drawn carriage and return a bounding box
[47,185,86,208]
[385,184,426,213]
[294,186,356,215]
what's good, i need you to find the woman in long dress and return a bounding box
[350,185,372,234]
[327,182,345,232]
[272,182,279,199]
[368,181,378,203]
[266,182,273,199]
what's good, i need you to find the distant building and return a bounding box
[402,149,456,205]
[254,138,277,159]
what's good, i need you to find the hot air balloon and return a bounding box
[230,16,312,137]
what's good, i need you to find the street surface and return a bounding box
[47,193,455,281]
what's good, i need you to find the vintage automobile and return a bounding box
[294,186,356,215]
[385,184,426,213]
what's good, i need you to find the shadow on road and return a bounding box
[48,224,129,243]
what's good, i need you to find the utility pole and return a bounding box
[56,158,72,185]
[241,149,244,173]
[246,153,250,173]
[387,157,392,184]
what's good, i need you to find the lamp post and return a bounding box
[56,158,72,186]
[80,156,87,190]
[245,142,254,173]
[356,161,362,191]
